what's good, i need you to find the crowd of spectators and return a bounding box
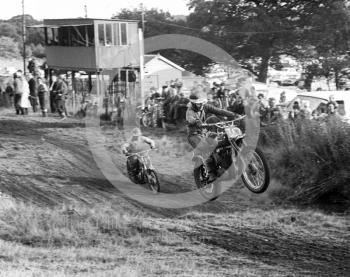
[0,58,69,119]
[140,79,343,128]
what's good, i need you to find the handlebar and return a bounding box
[126,148,157,157]
[201,115,246,128]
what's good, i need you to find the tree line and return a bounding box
[1,0,350,90]
[114,0,350,90]
[0,15,44,60]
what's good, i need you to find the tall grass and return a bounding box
[0,200,154,247]
[260,117,350,205]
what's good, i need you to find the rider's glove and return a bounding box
[195,120,203,128]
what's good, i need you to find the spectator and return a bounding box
[327,95,338,111]
[168,90,182,123]
[279,91,287,104]
[327,103,338,116]
[115,92,126,127]
[172,92,190,122]
[13,70,24,115]
[211,86,218,97]
[207,93,221,108]
[230,95,245,115]
[300,100,312,120]
[18,72,31,115]
[41,60,49,80]
[162,84,175,120]
[267,97,280,122]
[55,74,68,119]
[4,81,14,108]
[257,93,268,124]
[37,77,48,117]
[150,87,161,100]
[216,82,226,100]
[27,57,39,76]
[28,73,38,112]
[289,99,301,120]
[49,75,58,113]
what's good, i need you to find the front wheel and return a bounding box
[141,112,152,127]
[146,169,160,193]
[241,147,270,194]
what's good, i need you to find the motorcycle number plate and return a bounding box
[225,126,237,139]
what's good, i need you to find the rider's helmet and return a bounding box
[189,86,207,111]
[132,127,142,137]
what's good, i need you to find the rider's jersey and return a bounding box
[186,103,237,136]
[122,136,155,154]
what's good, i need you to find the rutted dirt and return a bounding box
[0,109,349,276]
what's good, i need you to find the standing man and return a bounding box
[37,77,48,117]
[55,74,68,119]
[28,73,38,112]
[13,70,24,115]
[49,75,58,113]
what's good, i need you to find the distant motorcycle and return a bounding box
[126,149,160,193]
[192,115,270,200]
[136,106,153,127]
[137,97,165,128]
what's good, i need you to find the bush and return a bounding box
[261,118,350,206]
[0,36,20,59]
[31,43,46,58]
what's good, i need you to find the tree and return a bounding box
[30,43,45,58]
[187,0,350,82]
[113,8,211,75]
[0,23,19,40]
[296,1,350,90]
[0,36,20,58]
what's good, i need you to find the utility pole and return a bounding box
[140,3,145,32]
[139,3,145,108]
[139,28,145,109]
[22,0,26,74]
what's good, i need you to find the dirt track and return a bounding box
[0,110,349,277]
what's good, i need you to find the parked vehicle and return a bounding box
[137,97,165,128]
[287,91,350,118]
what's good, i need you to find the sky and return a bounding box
[0,0,191,20]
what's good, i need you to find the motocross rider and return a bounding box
[186,86,240,181]
[122,128,156,179]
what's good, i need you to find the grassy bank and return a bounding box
[260,117,350,208]
[0,196,216,277]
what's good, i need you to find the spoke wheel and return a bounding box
[146,169,160,193]
[241,147,270,194]
[142,113,152,127]
[194,164,218,201]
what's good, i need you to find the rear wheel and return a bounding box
[194,164,218,201]
[146,169,160,193]
[241,147,270,193]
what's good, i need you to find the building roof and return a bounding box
[144,54,185,72]
[28,18,139,28]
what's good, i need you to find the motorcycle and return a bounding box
[136,105,153,127]
[126,149,160,193]
[136,97,165,128]
[192,115,270,200]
